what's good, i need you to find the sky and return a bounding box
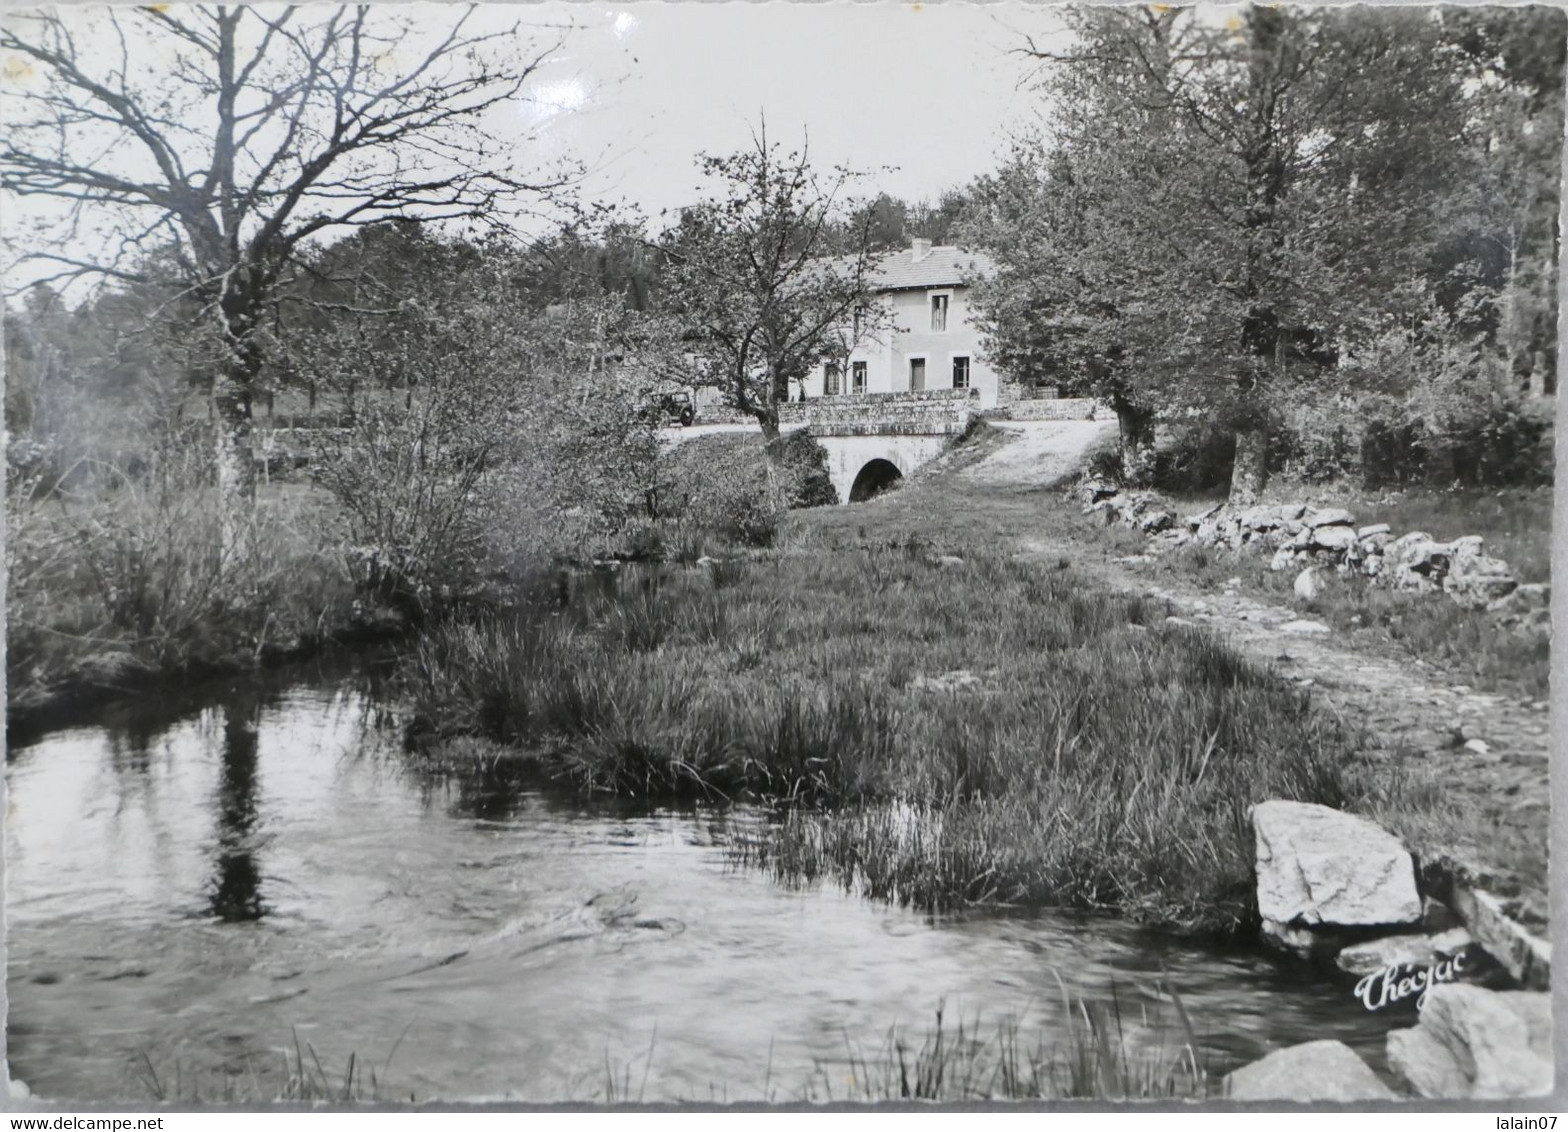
[505,2,1066,224]
[0,2,1072,290]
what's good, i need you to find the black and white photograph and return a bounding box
[0,0,1558,1109]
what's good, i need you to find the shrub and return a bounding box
[766,430,840,507]
[1358,399,1553,489]
[660,434,787,547]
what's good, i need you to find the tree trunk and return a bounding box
[213,357,256,555]
[757,404,781,442]
[1229,426,1269,506]
[1114,400,1157,486]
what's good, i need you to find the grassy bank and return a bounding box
[6,477,360,723]
[405,538,1410,935]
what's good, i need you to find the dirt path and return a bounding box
[959,419,1119,488]
[966,424,1550,929]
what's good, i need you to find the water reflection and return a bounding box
[207,696,266,922]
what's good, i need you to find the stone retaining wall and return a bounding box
[994,397,1103,422]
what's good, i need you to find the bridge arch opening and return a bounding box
[849,458,903,503]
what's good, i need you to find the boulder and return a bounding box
[1448,534,1485,564]
[1252,801,1421,955]
[1391,534,1451,578]
[1443,557,1517,610]
[1293,566,1322,602]
[1357,523,1392,539]
[1305,507,1356,529]
[1239,505,1282,531]
[1225,1041,1395,1102]
[1386,985,1552,1099]
[1076,477,1120,505]
[1139,509,1174,534]
[1185,502,1224,531]
[1335,928,1474,977]
[1488,583,1550,615]
[1277,502,1308,522]
[1309,525,1358,552]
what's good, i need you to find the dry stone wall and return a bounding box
[1073,478,1548,628]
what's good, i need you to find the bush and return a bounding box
[660,434,789,547]
[766,430,840,507]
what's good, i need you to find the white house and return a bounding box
[798,239,1000,409]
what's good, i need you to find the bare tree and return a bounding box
[660,127,889,440]
[2,4,576,528]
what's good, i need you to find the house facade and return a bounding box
[798,239,1000,409]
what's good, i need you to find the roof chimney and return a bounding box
[910,237,932,262]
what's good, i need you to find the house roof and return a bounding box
[812,244,996,293]
[868,245,996,292]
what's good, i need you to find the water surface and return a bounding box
[6,671,1399,1102]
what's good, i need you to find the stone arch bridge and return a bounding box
[775,389,976,503]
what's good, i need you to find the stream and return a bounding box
[6,664,1402,1102]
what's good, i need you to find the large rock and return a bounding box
[1252,801,1421,955]
[1310,525,1358,553]
[1443,556,1517,610]
[1305,507,1356,529]
[1185,502,1224,531]
[1075,477,1120,505]
[1386,985,1552,1099]
[1225,1040,1395,1102]
[1139,509,1174,534]
[1488,582,1550,615]
[1390,534,1452,589]
[1239,505,1282,531]
[1294,566,1322,601]
[1334,928,1474,977]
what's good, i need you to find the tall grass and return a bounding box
[135,1026,413,1105]
[405,546,1409,933]
[806,986,1209,1102]
[7,456,350,710]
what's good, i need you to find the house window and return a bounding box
[825,362,842,396]
[930,294,949,333]
[952,356,970,390]
[910,357,927,392]
[851,361,867,394]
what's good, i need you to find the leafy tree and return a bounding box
[660,128,888,439]
[975,7,1492,501]
[2,5,574,532]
